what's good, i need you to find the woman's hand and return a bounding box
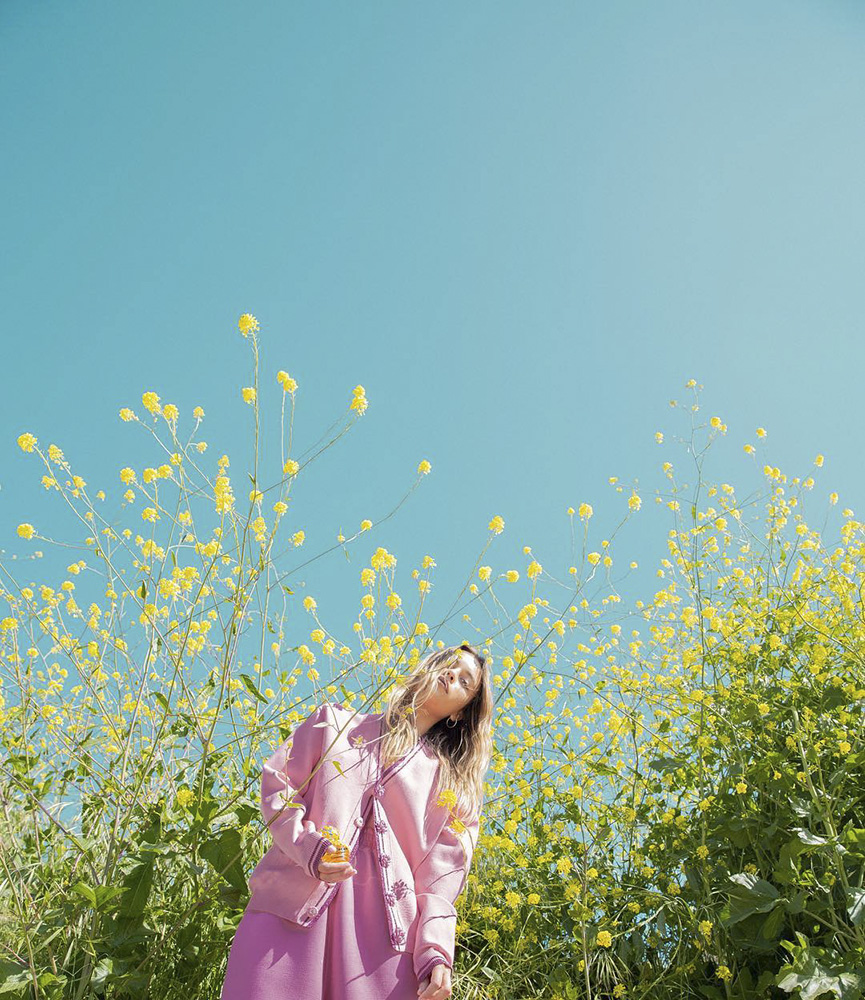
[417,963,452,998]
[316,858,357,883]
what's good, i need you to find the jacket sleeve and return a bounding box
[259,701,335,880]
[412,809,481,984]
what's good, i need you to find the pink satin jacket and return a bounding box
[246,702,481,985]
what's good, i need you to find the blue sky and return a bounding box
[2,1,864,688]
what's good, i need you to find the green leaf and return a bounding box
[776,954,863,1000]
[794,827,828,847]
[648,756,688,775]
[118,859,154,918]
[200,827,247,893]
[138,580,147,600]
[848,887,865,928]
[239,673,268,704]
[761,903,786,941]
[721,873,783,926]
[71,881,97,906]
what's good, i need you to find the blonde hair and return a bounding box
[379,643,493,822]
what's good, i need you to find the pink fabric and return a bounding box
[232,702,481,991]
[221,810,417,999]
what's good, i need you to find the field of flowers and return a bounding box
[2,316,863,999]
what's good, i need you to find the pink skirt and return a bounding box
[220,814,419,1000]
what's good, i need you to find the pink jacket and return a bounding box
[246,701,482,985]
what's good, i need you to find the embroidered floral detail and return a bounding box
[384,891,396,907]
[390,927,406,946]
[374,819,388,833]
[379,853,391,868]
[392,879,411,899]
[350,735,366,748]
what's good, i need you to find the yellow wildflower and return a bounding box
[238,313,259,336]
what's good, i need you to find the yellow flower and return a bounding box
[829,492,838,505]
[489,515,505,534]
[273,501,288,516]
[735,780,747,793]
[628,493,641,511]
[506,570,519,583]
[193,406,205,419]
[527,560,542,580]
[142,391,161,414]
[119,407,137,421]
[579,502,593,519]
[699,920,712,937]
[418,459,431,474]
[242,387,256,404]
[17,432,37,452]
[654,431,663,443]
[176,788,195,808]
[350,384,368,414]
[436,788,457,809]
[360,519,372,531]
[17,523,35,539]
[120,467,136,484]
[587,552,601,565]
[276,370,297,393]
[239,313,259,336]
[214,475,235,514]
[162,403,179,422]
[814,454,824,467]
[283,458,300,476]
[756,427,766,438]
[596,930,612,948]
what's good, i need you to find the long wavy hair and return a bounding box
[379,642,493,823]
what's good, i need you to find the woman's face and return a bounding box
[427,650,482,720]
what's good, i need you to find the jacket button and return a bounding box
[302,906,317,920]
[355,816,364,828]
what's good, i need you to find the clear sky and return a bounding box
[2,1,864,684]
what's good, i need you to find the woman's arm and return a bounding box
[411,810,481,985]
[259,702,335,879]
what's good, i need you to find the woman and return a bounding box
[220,643,493,1000]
